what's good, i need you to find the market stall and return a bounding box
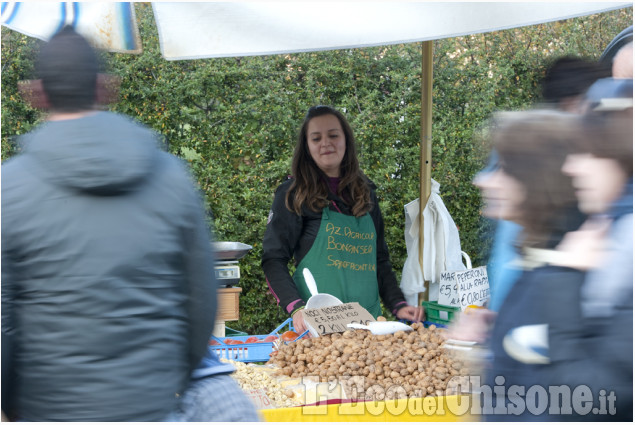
[210,313,486,421]
[2,3,631,421]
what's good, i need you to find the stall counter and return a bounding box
[260,394,479,422]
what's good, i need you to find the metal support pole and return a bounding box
[418,41,433,304]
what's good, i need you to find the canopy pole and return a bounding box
[418,41,433,303]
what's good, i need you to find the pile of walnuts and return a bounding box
[221,359,301,408]
[267,323,468,400]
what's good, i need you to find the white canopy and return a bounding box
[1,2,630,59]
[152,2,630,60]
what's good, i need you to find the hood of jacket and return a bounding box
[23,111,159,195]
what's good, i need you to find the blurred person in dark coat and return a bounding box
[501,77,632,421]
[1,27,217,421]
[449,57,608,343]
[541,56,611,112]
[477,56,608,316]
[472,110,586,421]
[548,77,633,421]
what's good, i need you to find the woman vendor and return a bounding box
[262,105,424,334]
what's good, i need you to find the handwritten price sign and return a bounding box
[302,302,375,336]
[244,388,275,409]
[437,266,490,311]
[438,271,460,308]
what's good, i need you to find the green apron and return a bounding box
[292,207,382,317]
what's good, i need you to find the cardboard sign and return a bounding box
[302,302,376,336]
[437,266,490,311]
[244,388,275,409]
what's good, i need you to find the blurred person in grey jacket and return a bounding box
[551,78,633,421]
[503,78,633,421]
[1,27,217,421]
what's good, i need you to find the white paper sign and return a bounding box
[438,271,460,308]
[437,266,490,311]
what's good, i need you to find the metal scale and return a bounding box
[212,241,253,287]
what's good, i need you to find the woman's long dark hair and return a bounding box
[491,110,586,249]
[286,105,371,217]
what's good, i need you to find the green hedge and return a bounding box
[2,5,631,334]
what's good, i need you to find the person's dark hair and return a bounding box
[35,26,98,112]
[576,112,633,178]
[286,105,371,217]
[575,78,634,177]
[490,110,585,249]
[541,56,610,105]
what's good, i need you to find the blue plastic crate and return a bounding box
[397,318,447,329]
[423,320,447,328]
[209,318,297,362]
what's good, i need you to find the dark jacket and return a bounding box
[262,177,407,315]
[1,111,217,421]
[545,263,632,422]
[487,245,632,421]
[547,184,633,422]
[485,262,585,422]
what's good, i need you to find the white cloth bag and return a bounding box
[400,179,466,306]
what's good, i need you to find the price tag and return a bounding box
[302,302,376,336]
[438,271,460,308]
[455,266,490,310]
[244,388,275,409]
[437,266,490,311]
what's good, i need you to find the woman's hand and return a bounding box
[445,308,496,344]
[396,305,425,323]
[555,217,611,270]
[292,308,308,335]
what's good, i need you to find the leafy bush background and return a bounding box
[2,5,631,334]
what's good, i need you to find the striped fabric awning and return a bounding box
[1,2,141,53]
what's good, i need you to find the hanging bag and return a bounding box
[400,179,467,306]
